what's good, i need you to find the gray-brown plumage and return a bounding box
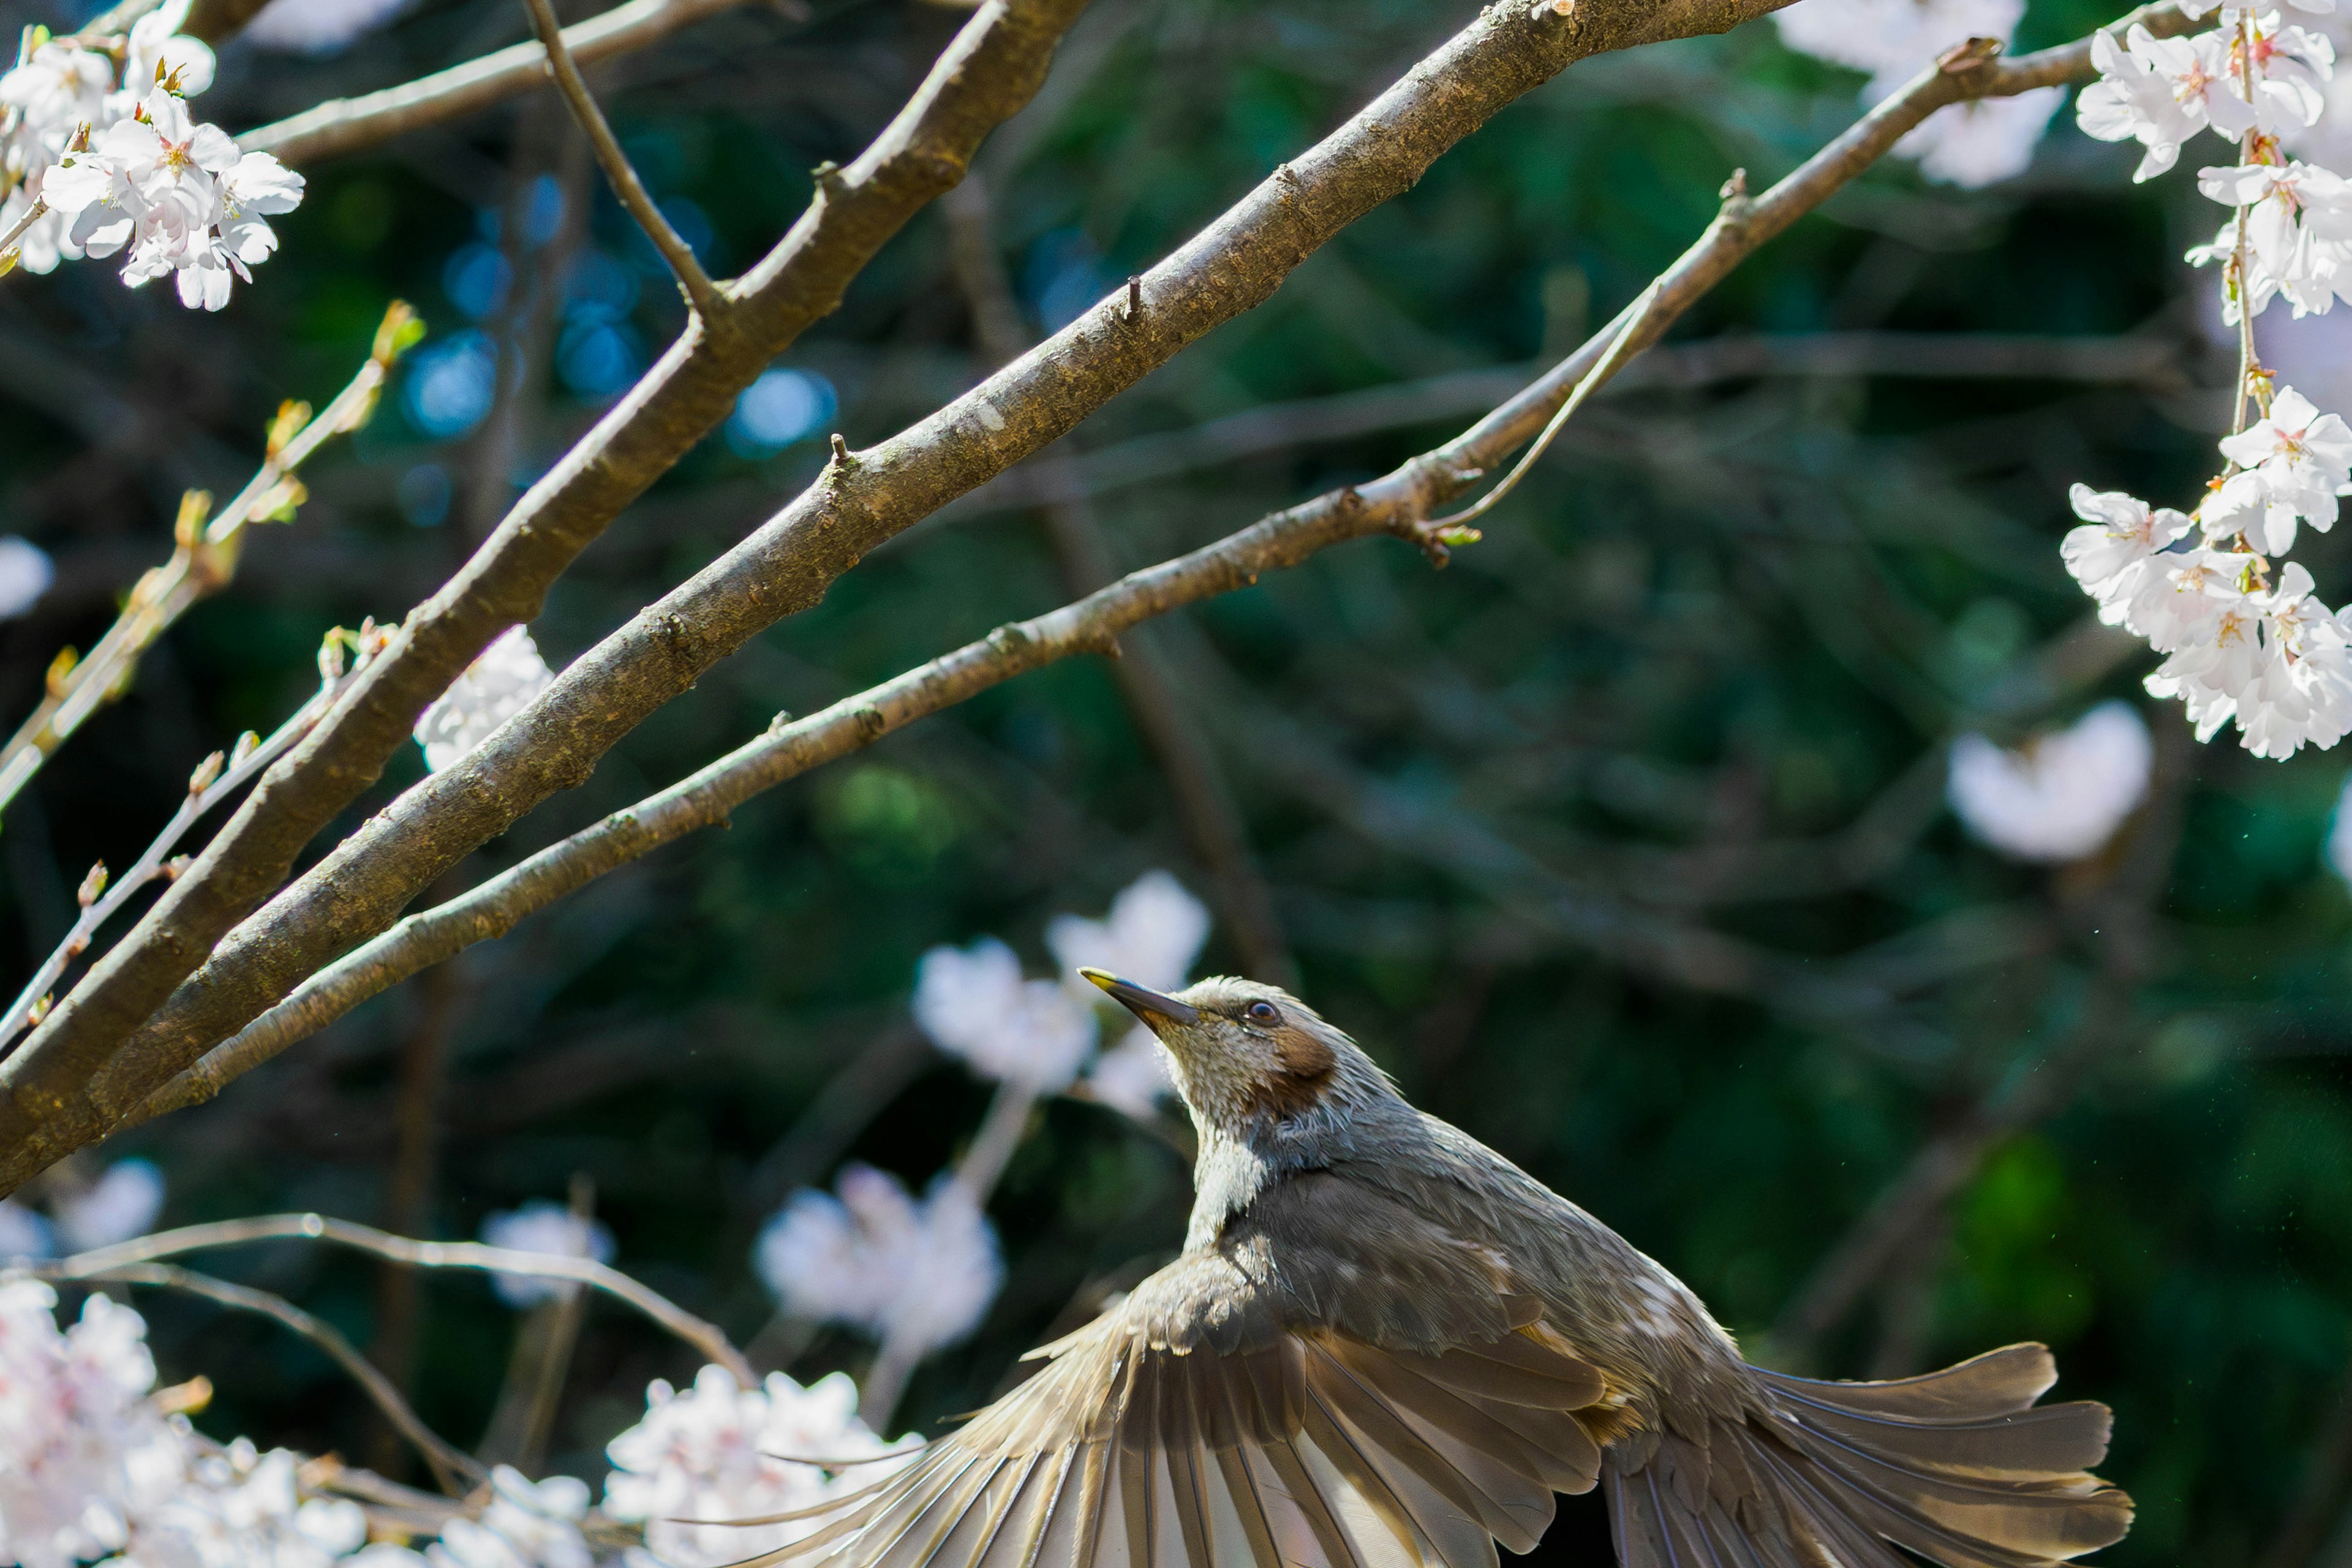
[739,974,2131,1568]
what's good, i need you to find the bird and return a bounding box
[740,972,2132,1568]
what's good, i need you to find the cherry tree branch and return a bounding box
[0,2,2193,1189]
[0,306,417,823]
[48,1212,755,1384]
[517,0,725,319]
[0,0,1096,1177]
[126,21,2158,1134]
[235,0,755,167]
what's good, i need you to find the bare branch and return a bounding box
[0,0,1096,1182]
[516,0,725,320]
[21,1257,484,1494]
[45,1212,755,1384]
[0,643,378,1052]
[0,199,47,273]
[64,0,2154,1166]
[236,0,753,167]
[0,306,417,823]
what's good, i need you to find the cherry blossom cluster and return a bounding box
[0,0,305,311]
[2070,2,2352,757]
[753,1164,1003,1363]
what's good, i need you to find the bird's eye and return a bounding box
[1246,1000,1280,1024]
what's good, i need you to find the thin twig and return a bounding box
[123,15,2173,1134]
[236,0,755,167]
[20,1257,485,1494]
[50,1212,755,1384]
[0,304,418,824]
[0,198,47,272]
[0,644,377,1054]
[516,0,726,319]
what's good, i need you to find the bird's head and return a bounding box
[1080,970,1386,1142]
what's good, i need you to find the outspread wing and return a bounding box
[734,1246,1610,1568]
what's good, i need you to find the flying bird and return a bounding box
[745,973,2130,1568]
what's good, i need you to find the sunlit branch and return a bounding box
[516,0,725,319]
[236,0,753,167]
[0,303,417,823]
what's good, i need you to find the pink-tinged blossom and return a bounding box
[53,1157,166,1253]
[2079,24,2251,179]
[1082,1027,1177,1120]
[602,1366,911,1568]
[911,937,1095,1091]
[1046,870,1212,998]
[1947,703,2154,863]
[2212,384,2352,549]
[755,1165,1003,1359]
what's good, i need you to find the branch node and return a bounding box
[853,704,888,741]
[1937,36,2003,75]
[986,623,1033,655]
[812,159,847,194]
[765,709,796,736]
[1123,275,1143,323]
[829,432,856,467]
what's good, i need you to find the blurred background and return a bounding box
[0,0,2343,1563]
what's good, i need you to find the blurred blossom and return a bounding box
[727,368,838,457]
[556,319,644,401]
[138,1438,374,1568]
[415,625,556,772]
[243,0,412,53]
[1948,702,2153,862]
[913,937,1096,1090]
[442,243,513,322]
[604,1365,910,1568]
[755,1165,1002,1357]
[0,537,53,620]
[1083,1028,1175,1120]
[1047,870,1211,997]
[0,1199,52,1260]
[426,1467,590,1568]
[478,1200,614,1308]
[1774,0,2059,187]
[53,1158,165,1253]
[0,1283,175,1568]
[403,330,499,440]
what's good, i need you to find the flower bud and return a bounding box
[187,750,224,796]
[76,861,106,907]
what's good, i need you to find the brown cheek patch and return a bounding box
[1252,1027,1336,1118]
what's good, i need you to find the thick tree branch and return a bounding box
[0,2,2179,1186]
[517,0,725,319]
[235,0,754,167]
[123,23,2132,1133]
[0,0,1094,1178]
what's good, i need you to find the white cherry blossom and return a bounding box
[1082,1028,1177,1120]
[53,1156,166,1253]
[1046,870,1212,998]
[603,1365,910,1568]
[755,1164,1002,1358]
[1947,703,2154,862]
[414,625,557,772]
[911,937,1096,1091]
[2079,24,2252,179]
[2209,384,2352,549]
[478,1200,616,1308]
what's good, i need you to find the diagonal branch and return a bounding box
[0,2,2199,1189]
[236,0,754,167]
[0,0,1806,1192]
[0,0,1095,1178]
[516,0,725,319]
[23,1257,485,1494]
[123,20,2160,1136]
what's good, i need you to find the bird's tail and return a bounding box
[1602,1343,2132,1568]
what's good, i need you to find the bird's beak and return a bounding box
[1079,968,1199,1029]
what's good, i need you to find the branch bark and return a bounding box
[235,0,754,167]
[126,23,2121,1134]
[0,1,2184,1186]
[0,0,1096,1182]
